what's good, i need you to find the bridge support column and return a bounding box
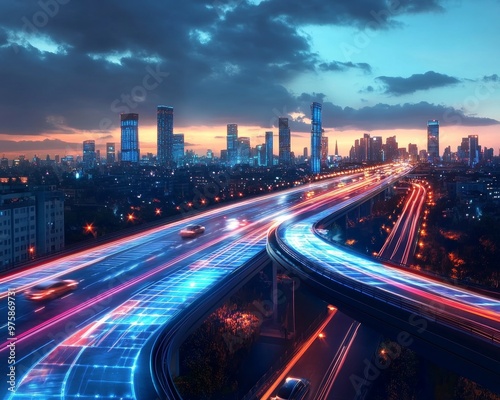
[272,262,278,323]
[170,347,180,377]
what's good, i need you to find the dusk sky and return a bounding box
[0,0,499,160]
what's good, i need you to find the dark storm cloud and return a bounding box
[377,71,461,95]
[320,101,500,131]
[284,100,499,133]
[0,0,474,139]
[0,1,318,135]
[257,0,444,28]
[319,61,372,73]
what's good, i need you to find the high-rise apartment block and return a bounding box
[157,106,174,166]
[321,133,328,166]
[0,190,64,268]
[468,135,479,167]
[278,117,291,165]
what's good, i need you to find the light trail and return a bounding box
[275,178,500,337]
[7,168,393,400]
[260,308,338,400]
[0,169,368,297]
[315,322,361,400]
[378,182,427,264]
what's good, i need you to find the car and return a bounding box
[179,224,206,238]
[272,377,310,400]
[25,279,79,301]
[225,217,249,230]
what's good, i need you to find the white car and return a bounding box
[179,224,206,238]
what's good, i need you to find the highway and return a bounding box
[1,165,404,399]
[268,178,500,391]
[266,178,431,399]
[377,181,427,265]
[265,308,375,400]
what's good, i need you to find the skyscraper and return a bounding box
[372,136,383,162]
[468,134,479,167]
[360,133,371,162]
[321,133,328,166]
[427,120,439,163]
[173,133,184,165]
[226,124,238,166]
[459,137,470,162]
[265,131,273,167]
[238,137,251,164]
[157,106,173,167]
[255,144,266,167]
[106,142,116,164]
[82,140,96,169]
[385,136,398,162]
[408,143,418,162]
[278,117,291,165]
[120,113,139,164]
[311,102,322,174]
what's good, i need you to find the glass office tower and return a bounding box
[427,120,439,163]
[121,113,140,163]
[311,102,322,174]
[265,131,273,167]
[82,140,96,169]
[227,124,238,166]
[278,118,291,165]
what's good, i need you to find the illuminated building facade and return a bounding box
[311,102,322,173]
[157,106,173,166]
[427,120,439,163]
[278,117,291,165]
[120,113,140,163]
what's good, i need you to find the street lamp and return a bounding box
[84,223,97,238]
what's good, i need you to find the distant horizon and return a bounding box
[0,122,498,162]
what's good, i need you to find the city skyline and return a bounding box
[0,1,499,159]
[0,116,492,167]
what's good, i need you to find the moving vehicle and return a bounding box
[179,224,206,238]
[272,377,310,400]
[25,279,79,301]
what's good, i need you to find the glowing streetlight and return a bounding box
[84,223,97,238]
